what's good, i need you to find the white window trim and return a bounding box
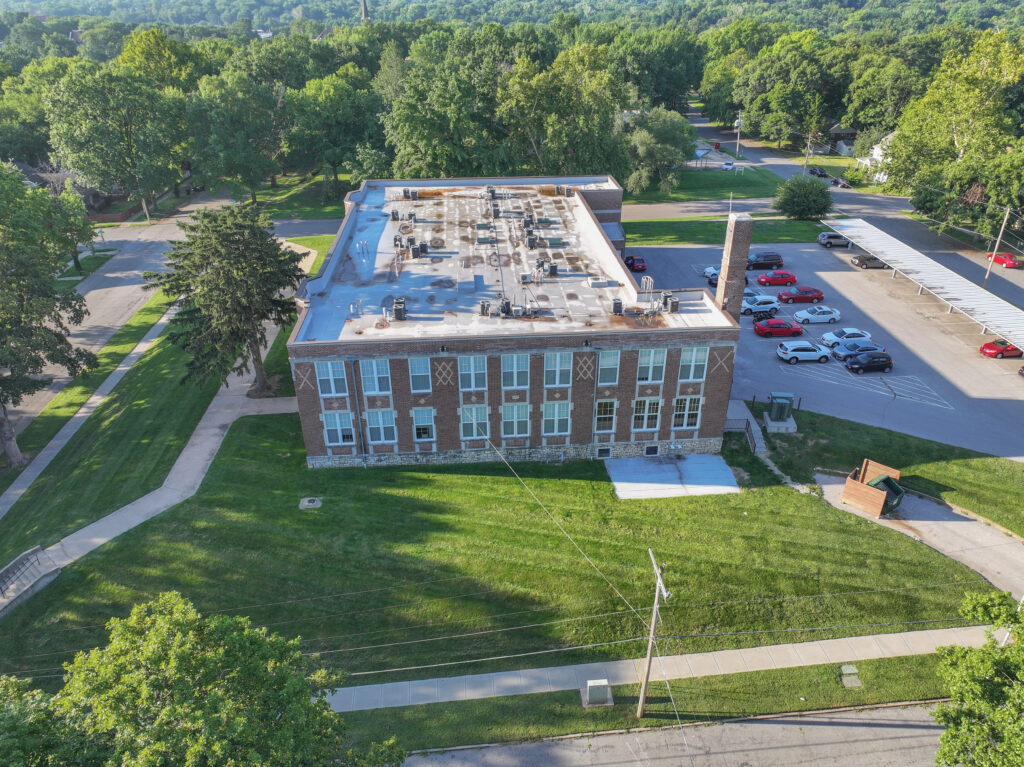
[366,409,397,444]
[542,401,571,436]
[673,396,703,430]
[501,403,530,438]
[501,353,530,390]
[315,361,347,397]
[637,348,667,384]
[409,357,432,394]
[411,407,435,441]
[360,359,392,395]
[323,411,355,446]
[632,398,661,432]
[460,405,489,439]
[459,355,488,392]
[594,400,616,433]
[544,352,572,388]
[680,347,709,382]
[597,350,619,385]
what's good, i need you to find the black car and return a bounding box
[808,167,827,178]
[746,251,784,270]
[851,254,888,269]
[708,272,749,287]
[844,351,893,374]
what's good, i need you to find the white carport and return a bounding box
[823,218,1024,350]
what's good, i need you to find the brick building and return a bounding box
[286,176,743,468]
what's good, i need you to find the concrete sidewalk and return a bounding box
[327,625,987,713]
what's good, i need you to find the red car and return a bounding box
[777,286,824,304]
[757,270,797,286]
[754,318,804,337]
[980,339,1023,358]
[987,252,1021,268]
[624,255,646,272]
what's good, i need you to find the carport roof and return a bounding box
[823,218,1024,351]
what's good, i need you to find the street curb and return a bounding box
[406,698,950,756]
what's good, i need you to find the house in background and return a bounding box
[855,131,896,183]
[828,123,858,154]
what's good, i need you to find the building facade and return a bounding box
[287,176,743,468]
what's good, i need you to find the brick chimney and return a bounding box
[715,213,754,321]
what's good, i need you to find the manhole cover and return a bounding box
[299,497,322,510]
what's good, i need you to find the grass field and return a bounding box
[344,654,945,751]
[751,404,1024,539]
[0,291,172,491]
[624,218,827,245]
[0,328,220,565]
[623,165,780,204]
[259,173,352,220]
[57,249,118,282]
[0,414,986,692]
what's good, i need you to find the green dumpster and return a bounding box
[867,474,905,514]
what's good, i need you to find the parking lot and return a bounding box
[626,242,1024,460]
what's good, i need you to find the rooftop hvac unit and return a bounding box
[410,190,419,200]
[548,262,558,277]
[520,272,532,284]
[393,235,403,248]
[406,236,416,248]
[418,242,428,256]
[669,296,680,313]
[612,298,623,315]
[500,298,512,316]
[390,209,399,221]
[393,297,407,321]
[565,186,575,197]
[513,304,524,317]
[527,235,538,249]
[487,185,496,199]
[402,188,410,199]
[661,291,673,310]
[555,185,564,195]
[528,300,539,315]
[408,212,416,222]
[479,300,490,316]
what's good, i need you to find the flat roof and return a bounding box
[824,218,1024,350]
[292,177,734,344]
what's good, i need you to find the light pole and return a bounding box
[733,113,744,159]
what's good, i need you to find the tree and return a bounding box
[0,163,96,468]
[191,70,279,203]
[47,64,185,222]
[144,206,302,393]
[933,591,1024,766]
[117,28,199,90]
[2,592,404,766]
[625,106,697,194]
[51,180,95,274]
[0,55,77,164]
[773,175,833,220]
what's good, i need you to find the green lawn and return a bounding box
[751,405,1024,539]
[345,654,945,751]
[0,329,220,565]
[624,218,828,245]
[57,249,117,281]
[623,165,781,204]
[286,234,335,276]
[0,291,172,491]
[0,414,986,691]
[259,173,352,220]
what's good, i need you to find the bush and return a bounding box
[773,175,834,220]
[844,167,867,185]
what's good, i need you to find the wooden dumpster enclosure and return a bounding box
[841,459,902,518]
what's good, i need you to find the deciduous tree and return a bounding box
[144,206,302,393]
[773,174,833,220]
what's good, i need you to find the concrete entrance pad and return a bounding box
[605,455,740,499]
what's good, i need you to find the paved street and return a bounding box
[407,705,946,767]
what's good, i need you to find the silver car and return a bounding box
[821,327,872,348]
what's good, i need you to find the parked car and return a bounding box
[794,306,841,324]
[744,287,764,300]
[703,265,720,279]
[757,270,797,286]
[776,340,831,364]
[624,255,646,272]
[721,160,735,171]
[818,232,852,248]
[845,351,893,374]
[987,252,1022,268]
[747,251,784,270]
[821,327,872,348]
[708,272,748,287]
[830,178,851,188]
[754,318,804,337]
[833,340,886,361]
[778,286,824,304]
[741,295,780,315]
[851,254,888,269]
[808,167,827,178]
[979,339,1022,359]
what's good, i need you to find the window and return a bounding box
[315,361,347,396]
[323,411,354,445]
[360,359,391,395]
[632,399,661,431]
[459,355,487,391]
[645,445,659,456]
[409,358,431,393]
[680,347,709,381]
[365,409,396,443]
[597,350,619,385]
[595,400,616,433]
[412,408,435,440]
[637,349,666,383]
[460,405,489,439]
[542,402,570,436]
[544,352,572,387]
[501,354,529,389]
[501,403,529,437]
[597,447,611,459]
[673,397,702,430]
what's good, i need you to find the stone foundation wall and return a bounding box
[306,437,723,468]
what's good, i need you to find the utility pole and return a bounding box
[803,132,814,175]
[733,113,744,159]
[636,548,671,719]
[983,206,1011,288]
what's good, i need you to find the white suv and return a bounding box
[741,295,780,315]
[776,341,831,364]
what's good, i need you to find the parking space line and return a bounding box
[782,365,954,409]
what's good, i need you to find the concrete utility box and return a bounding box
[582,678,613,709]
[841,459,904,518]
[763,392,797,434]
